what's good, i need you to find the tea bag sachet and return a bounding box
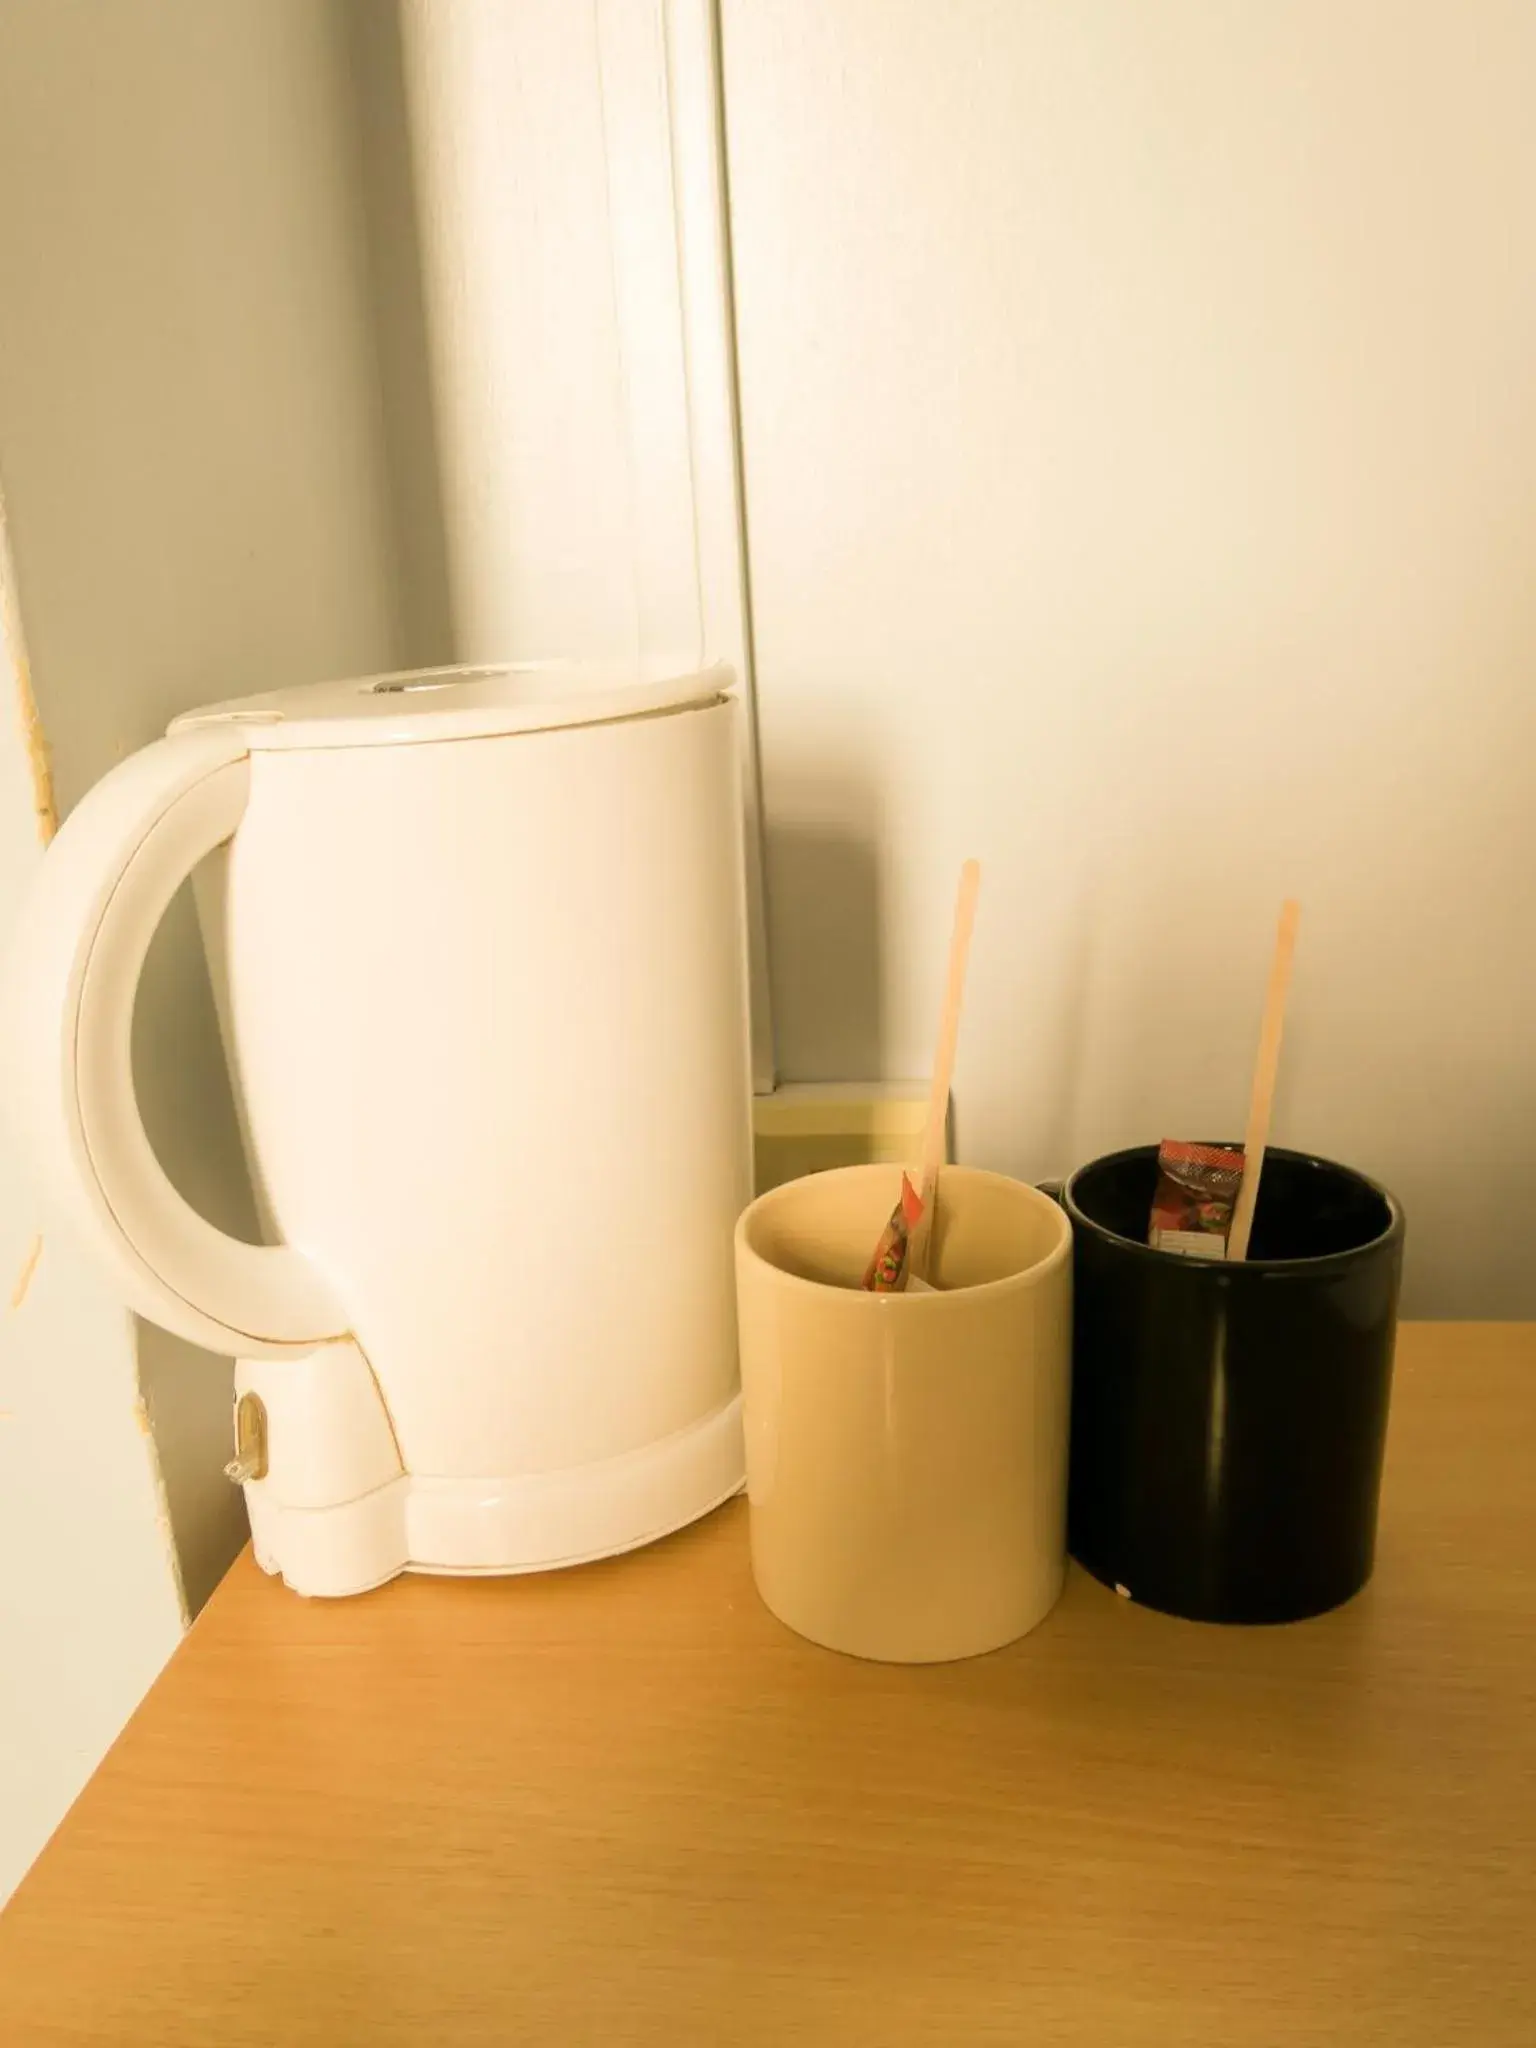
[1148,1139,1245,1259]
[863,1174,926,1292]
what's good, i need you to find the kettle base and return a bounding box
[239,1388,745,1598]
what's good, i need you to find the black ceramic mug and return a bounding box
[1063,1145,1404,1625]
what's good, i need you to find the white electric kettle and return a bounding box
[6,662,754,1595]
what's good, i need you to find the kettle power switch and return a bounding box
[225,1392,269,1485]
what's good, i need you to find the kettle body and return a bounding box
[6,664,753,1593]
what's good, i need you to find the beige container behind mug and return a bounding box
[734,1164,1072,1663]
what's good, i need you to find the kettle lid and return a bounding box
[169,660,732,750]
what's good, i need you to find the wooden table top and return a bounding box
[1,1322,1532,2045]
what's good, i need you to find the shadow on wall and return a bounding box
[1023,897,1098,1179]
[951,877,1104,1190]
[764,771,885,1082]
[135,1330,246,1617]
[133,886,264,1614]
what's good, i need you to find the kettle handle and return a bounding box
[6,726,349,1359]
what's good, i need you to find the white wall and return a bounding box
[722,0,1536,1315]
[0,0,423,1899]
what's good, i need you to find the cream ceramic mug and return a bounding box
[734,1164,1072,1662]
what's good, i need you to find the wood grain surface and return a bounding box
[1,1323,1532,2044]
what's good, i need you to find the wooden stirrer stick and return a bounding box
[908,860,981,1283]
[1227,899,1301,1262]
